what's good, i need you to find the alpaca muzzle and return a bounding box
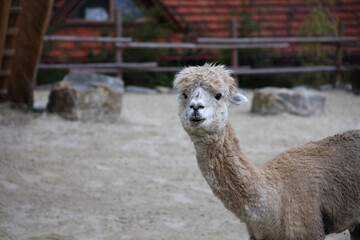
[189,110,205,124]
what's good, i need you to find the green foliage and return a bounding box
[37,19,67,85]
[36,69,68,85]
[220,0,275,88]
[87,27,115,63]
[40,19,65,61]
[125,6,171,41]
[221,0,271,66]
[122,5,174,88]
[218,0,344,89]
[236,0,263,37]
[299,3,338,62]
[123,72,175,88]
[297,2,339,87]
[87,48,115,63]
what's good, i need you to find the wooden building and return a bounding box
[45,0,360,63]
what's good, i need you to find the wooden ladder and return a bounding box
[0,0,22,102]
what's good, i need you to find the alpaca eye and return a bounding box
[183,93,188,99]
[215,93,222,100]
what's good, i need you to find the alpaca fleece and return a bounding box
[174,64,360,240]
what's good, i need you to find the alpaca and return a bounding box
[173,63,360,240]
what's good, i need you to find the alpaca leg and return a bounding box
[350,225,360,240]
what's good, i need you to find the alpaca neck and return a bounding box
[191,122,265,219]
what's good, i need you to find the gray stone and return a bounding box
[156,86,172,94]
[292,85,307,90]
[319,84,333,91]
[251,87,326,116]
[125,86,158,94]
[63,70,124,91]
[47,71,124,122]
[339,83,352,91]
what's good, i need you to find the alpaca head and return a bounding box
[173,63,248,136]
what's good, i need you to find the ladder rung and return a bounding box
[0,89,8,95]
[3,49,15,56]
[10,6,23,13]
[0,70,11,76]
[6,28,19,36]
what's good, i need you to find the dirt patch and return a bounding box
[0,90,359,240]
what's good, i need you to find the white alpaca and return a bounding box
[173,63,360,240]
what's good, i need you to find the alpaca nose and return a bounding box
[190,88,205,111]
[190,101,205,111]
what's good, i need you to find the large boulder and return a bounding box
[47,71,124,122]
[251,87,325,116]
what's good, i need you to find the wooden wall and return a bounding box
[8,0,54,106]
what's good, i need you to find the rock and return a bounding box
[47,71,124,122]
[319,84,333,91]
[125,86,158,94]
[251,87,325,116]
[155,86,172,94]
[339,83,352,92]
[292,85,307,90]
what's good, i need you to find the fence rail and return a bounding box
[115,42,289,49]
[230,66,350,75]
[43,35,132,43]
[38,62,157,70]
[39,12,360,84]
[197,37,358,44]
[39,35,358,74]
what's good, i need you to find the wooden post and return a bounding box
[334,21,345,88]
[0,0,12,102]
[115,9,123,79]
[8,0,53,106]
[0,0,11,68]
[231,19,239,85]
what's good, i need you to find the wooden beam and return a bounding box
[230,66,349,75]
[231,19,239,84]
[81,66,183,73]
[10,6,23,13]
[8,0,52,106]
[197,37,358,44]
[3,49,15,56]
[6,27,19,36]
[0,0,11,68]
[115,42,289,49]
[334,22,345,87]
[115,9,123,79]
[37,64,351,74]
[44,35,132,43]
[344,65,360,70]
[73,66,248,73]
[0,69,11,76]
[341,42,360,47]
[48,65,348,75]
[37,62,158,70]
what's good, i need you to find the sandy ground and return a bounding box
[0,89,359,240]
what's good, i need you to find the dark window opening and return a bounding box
[114,0,144,19]
[71,0,110,21]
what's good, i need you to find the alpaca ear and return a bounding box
[229,93,248,107]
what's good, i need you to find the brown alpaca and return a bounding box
[173,63,360,240]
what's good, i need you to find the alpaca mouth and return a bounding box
[190,117,205,124]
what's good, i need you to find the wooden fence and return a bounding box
[39,10,359,84]
[39,35,358,77]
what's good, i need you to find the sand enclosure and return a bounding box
[1,89,359,240]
